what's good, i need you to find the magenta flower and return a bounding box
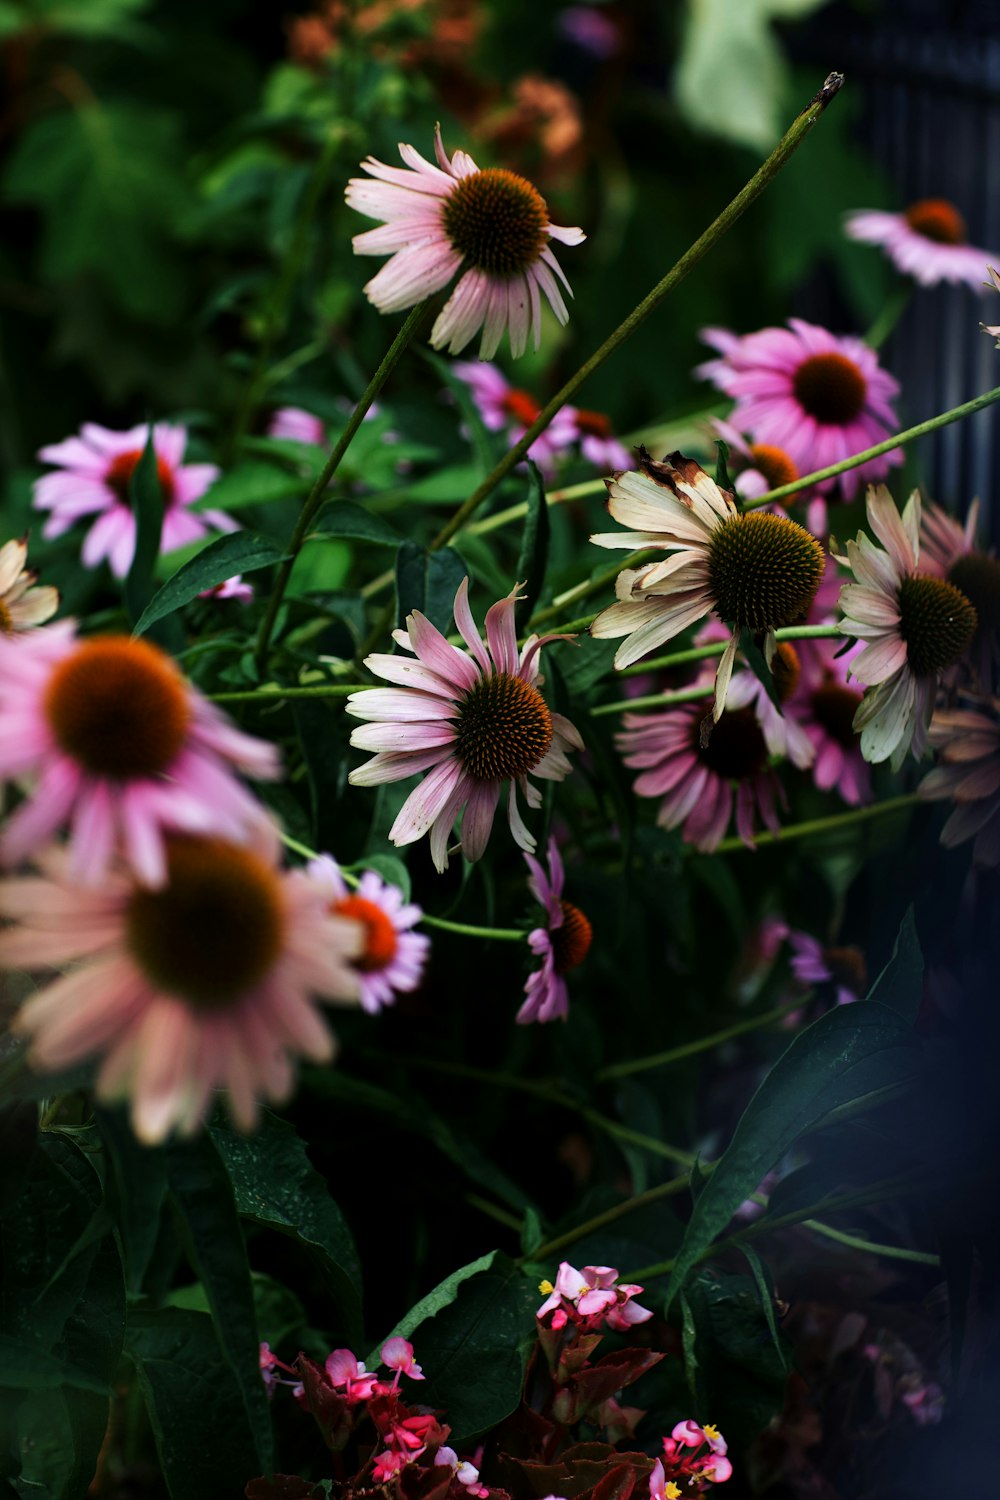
[536,1262,652,1331]
[845,199,998,289]
[617,695,783,853]
[696,320,902,500]
[346,579,581,872]
[835,486,977,768]
[518,837,591,1024]
[0,535,59,635]
[661,1423,733,1487]
[33,421,233,578]
[0,828,362,1143]
[786,928,865,1007]
[325,1349,381,1402]
[454,361,577,475]
[267,406,327,445]
[345,126,585,359]
[0,623,279,887]
[570,407,632,473]
[784,635,872,805]
[381,1337,424,1383]
[305,856,429,1014]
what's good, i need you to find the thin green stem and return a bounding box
[526,1173,691,1264]
[607,623,843,687]
[254,301,428,672]
[529,550,656,630]
[208,683,365,704]
[427,73,843,552]
[466,1193,524,1232]
[744,382,1000,508]
[597,999,806,1080]
[590,684,713,717]
[419,914,526,942]
[713,792,921,853]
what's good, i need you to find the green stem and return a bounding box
[864,282,913,350]
[597,999,806,1080]
[208,683,365,704]
[526,1173,692,1264]
[466,1193,524,1232]
[744,382,1000,508]
[590,683,713,717]
[529,550,657,630]
[427,73,844,552]
[227,130,343,463]
[254,301,428,672]
[419,914,525,942]
[607,623,843,685]
[713,792,921,853]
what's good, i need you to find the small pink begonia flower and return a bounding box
[373,1451,408,1482]
[33,421,233,578]
[536,1261,651,1330]
[649,1460,681,1500]
[435,1447,489,1496]
[325,1349,380,1401]
[381,1336,425,1382]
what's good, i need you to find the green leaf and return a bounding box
[664,1003,916,1305]
[679,1268,790,1448]
[372,1251,497,1356]
[372,1252,537,1445]
[315,500,401,547]
[400,465,484,504]
[96,1106,168,1295]
[133,531,285,635]
[739,1246,788,1368]
[124,425,165,626]
[193,460,311,512]
[713,438,733,492]
[210,1114,363,1346]
[395,541,466,635]
[556,636,616,697]
[514,462,550,632]
[419,350,497,476]
[166,1134,274,1474]
[867,906,923,1023]
[739,625,782,710]
[126,1307,258,1500]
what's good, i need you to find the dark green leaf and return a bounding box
[679,1269,790,1449]
[395,541,466,635]
[665,1003,916,1305]
[514,462,550,631]
[0,1099,37,1212]
[124,425,165,625]
[866,906,923,1023]
[191,460,311,512]
[556,637,617,697]
[315,500,401,547]
[713,437,733,491]
[419,350,498,476]
[210,1114,363,1346]
[126,1307,258,1500]
[738,625,782,710]
[373,1252,537,1445]
[166,1133,274,1474]
[133,531,285,635]
[96,1106,168,1295]
[739,1246,788,1368]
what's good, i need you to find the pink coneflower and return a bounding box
[0,830,362,1143]
[918,496,1000,687]
[570,408,632,473]
[983,266,1000,340]
[198,574,254,604]
[711,417,827,537]
[695,320,903,500]
[345,125,585,359]
[785,636,872,805]
[303,855,429,1013]
[453,362,577,475]
[919,699,1000,866]
[590,451,824,718]
[835,486,978,768]
[517,837,592,1024]
[776,922,867,1008]
[267,406,328,445]
[694,621,814,771]
[33,422,232,578]
[0,536,59,634]
[617,694,783,853]
[0,623,279,887]
[845,199,998,290]
[346,579,581,871]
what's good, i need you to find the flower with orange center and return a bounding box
[711,417,829,538]
[304,855,430,1013]
[346,125,584,358]
[846,199,999,290]
[0,622,279,887]
[346,578,581,872]
[0,536,59,636]
[918,495,1000,688]
[518,837,591,1024]
[33,421,234,579]
[0,829,362,1143]
[696,320,902,501]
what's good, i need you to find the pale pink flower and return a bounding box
[0,536,59,635]
[835,486,978,768]
[435,1447,489,1497]
[983,265,1000,340]
[569,407,632,473]
[325,1349,381,1402]
[536,1262,652,1330]
[693,620,814,771]
[267,407,328,445]
[1,830,362,1143]
[0,623,279,887]
[346,578,581,871]
[381,1337,424,1383]
[590,451,824,720]
[454,362,577,474]
[304,856,429,1014]
[662,1423,733,1486]
[345,125,585,359]
[33,422,233,578]
[696,320,903,500]
[918,496,1000,687]
[198,575,254,604]
[784,635,872,805]
[517,837,591,1025]
[845,200,998,289]
[919,699,1000,866]
[617,694,784,853]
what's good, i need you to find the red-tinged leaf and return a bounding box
[566,1348,665,1420]
[591,1463,636,1500]
[295,1354,352,1452]
[398,1465,453,1500]
[509,1443,655,1500]
[246,1478,323,1500]
[557,1333,605,1378]
[592,1398,645,1445]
